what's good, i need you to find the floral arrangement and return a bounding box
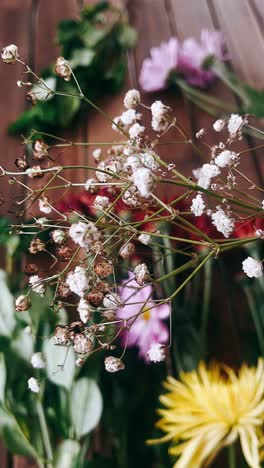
[140,30,264,137]
[1,40,264,468]
[9,1,137,137]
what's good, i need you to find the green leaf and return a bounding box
[56,82,80,127]
[44,338,76,390]
[0,270,16,337]
[118,25,138,48]
[70,378,103,439]
[70,49,95,69]
[0,354,6,403]
[0,218,10,245]
[0,405,39,460]
[55,440,80,468]
[11,327,34,362]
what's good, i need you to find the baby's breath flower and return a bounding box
[215,150,236,168]
[124,89,140,109]
[26,166,43,178]
[39,197,52,214]
[190,194,205,216]
[73,334,93,355]
[33,139,48,159]
[242,257,263,278]
[147,343,167,362]
[119,242,135,259]
[29,275,47,295]
[54,325,70,345]
[228,113,244,136]
[120,109,141,125]
[31,352,45,369]
[1,44,19,63]
[151,100,170,119]
[15,295,31,312]
[92,148,102,162]
[94,195,110,211]
[54,57,72,81]
[77,298,91,324]
[134,263,149,285]
[138,233,151,245]
[129,122,145,139]
[66,266,89,297]
[104,356,125,373]
[69,221,100,249]
[50,229,67,245]
[103,293,121,310]
[201,163,220,178]
[84,178,97,193]
[27,377,40,393]
[140,153,159,170]
[211,208,234,238]
[132,167,155,197]
[213,119,225,132]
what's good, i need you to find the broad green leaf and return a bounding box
[44,338,75,390]
[0,405,39,460]
[0,270,16,337]
[6,235,20,257]
[55,440,80,468]
[0,354,6,402]
[11,328,34,362]
[70,378,103,439]
[70,49,95,69]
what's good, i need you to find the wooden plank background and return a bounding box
[0,0,264,466]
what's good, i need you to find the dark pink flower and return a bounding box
[139,38,180,92]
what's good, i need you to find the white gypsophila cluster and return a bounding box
[134,263,149,285]
[129,123,145,139]
[31,352,45,369]
[92,148,102,162]
[215,150,236,168]
[193,168,211,190]
[66,266,89,297]
[211,208,235,238]
[151,100,170,132]
[122,185,141,207]
[227,114,244,136]
[138,233,151,245]
[132,167,155,197]
[124,89,141,109]
[1,44,19,63]
[94,195,110,211]
[190,194,206,217]
[77,298,92,323]
[29,275,46,295]
[104,356,125,373]
[28,377,40,393]
[39,197,52,214]
[140,153,159,170]
[201,163,220,178]
[213,119,225,132]
[85,178,97,192]
[103,292,121,309]
[147,343,167,363]
[124,154,141,171]
[69,221,100,248]
[120,109,141,126]
[242,257,263,278]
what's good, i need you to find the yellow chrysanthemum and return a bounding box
[148,359,264,468]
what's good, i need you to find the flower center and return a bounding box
[142,307,151,321]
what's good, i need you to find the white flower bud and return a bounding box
[138,233,151,245]
[31,352,45,369]
[28,377,40,393]
[94,195,110,211]
[15,295,31,312]
[103,293,121,310]
[73,334,93,355]
[119,242,135,259]
[147,343,167,363]
[39,197,52,214]
[54,56,72,81]
[124,89,140,109]
[242,257,263,278]
[29,275,47,295]
[1,44,19,63]
[104,356,125,373]
[50,229,67,245]
[213,119,225,132]
[77,298,92,324]
[134,263,150,285]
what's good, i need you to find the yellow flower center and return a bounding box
[142,307,151,321]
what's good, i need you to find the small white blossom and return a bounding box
[31,352,45,369]
[132,167,155,197]
[92,148,102,162]
[104,356,125,373]
[151,117,169,132]
[256,229,264,239]
[213,119,225,132]
[140,153,159,170]
[201,163,220,178]
[151,100,169,118]
[69,221,100,248]
[120,109,140,125]
[50,229,67,244]
[96,161,108,182]
[31,77,56,101]
[77,298,92,323]
[138,233,151,245]
[1,44,19,63]
[84,178,97,193]
[134,263,149,285]
[215,150,236,168]
[26,166,42,178]
[228,114,244,135]
[211,209,234,238]
[242,257,263,278]
[15,295,31,312]
[39,197,52,214]
[66,266,89,297]
[73,334,93,355]
[103,293,121,310]
[119,242,135,259]
[54,56,72,81]
[190,194,206,217]
[129,123,145,139]
[124,154,142,171]
[147,343,167,363]
[94,195,110,211]
[29,275,47,295]
[124,89,140,109]
[193,168,211,190]
[28,377,40,393]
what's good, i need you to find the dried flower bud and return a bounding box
[24,263,39,276]
[50,229,67,245]
[39,197,52,214]
[69,321,84,337]
[1,44,19,63]
[15,295,31,312]
[33,139,48,160]
[57,281,71,298]
[29,238,45,254]
[90,240,105,255]
[134,263,150,285]
[77,298,92,323]
[87,289,104,307]
[26,91,37,105]
[94,262,113,278]
[119,242,135,259]
[15,156,29,171]
[54,325,70,345]
[55,56,72,81]
[104,356,125,373]
[26,166,44,179]
[56,246,72,262]
[95,281,110,294]
[75,357,84,367]
[73,334,93,355]
[102,310,116,321]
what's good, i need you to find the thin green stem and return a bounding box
[227,444,236,468]
[200,252,213,357]
[36,400,53,468]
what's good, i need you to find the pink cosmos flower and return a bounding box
[139,38,180,92]
[178,29,227,87]
[117,272,170,361]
